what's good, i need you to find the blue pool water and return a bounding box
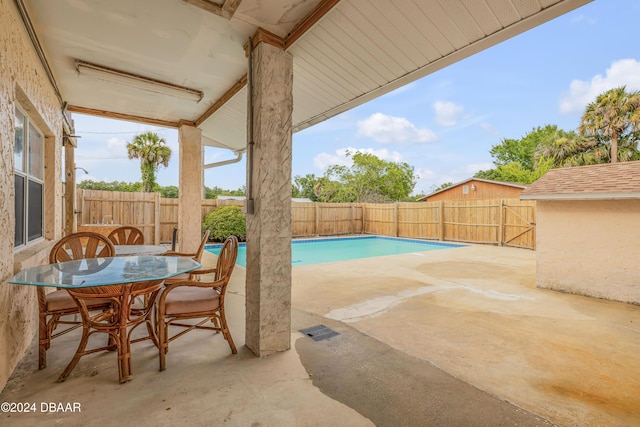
[206,236,464,267]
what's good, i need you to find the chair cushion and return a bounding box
[46,290,108,312]
[163,287,220,315]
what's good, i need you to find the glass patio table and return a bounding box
[9,256,201,383]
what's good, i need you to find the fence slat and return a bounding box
[74,191,536,249]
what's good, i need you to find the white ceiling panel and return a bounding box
[23,0,591,153]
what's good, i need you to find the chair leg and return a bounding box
[118,325,132,383]
[218,309,237,354]
[145,319,159,348]
[38,314,49,370]
[158,318,167,372]
[57,326,91,382]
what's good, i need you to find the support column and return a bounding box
[245,35,293,356]
[178,124,203,253]
[64,140,75,236]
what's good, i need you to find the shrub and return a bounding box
[203,206,246,242]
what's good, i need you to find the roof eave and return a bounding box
[520,192,640,201]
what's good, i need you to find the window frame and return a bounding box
[14,103,45,249]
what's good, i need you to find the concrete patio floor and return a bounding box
[2,243,639,426]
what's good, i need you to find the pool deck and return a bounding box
[2,243,639,426]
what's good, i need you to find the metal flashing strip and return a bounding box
[299,324,339,342]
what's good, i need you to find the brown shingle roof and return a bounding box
[520,161,640,200]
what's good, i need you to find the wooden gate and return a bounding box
[500,200,536,249]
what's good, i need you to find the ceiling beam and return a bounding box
[181,0,241,20]
[195,74,247,127]
[67,105,186,129]
[198,0,341,127]
[284,0,340,49]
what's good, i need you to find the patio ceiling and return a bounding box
[24,0,591,152]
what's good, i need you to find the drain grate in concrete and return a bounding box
[299,324,339,342]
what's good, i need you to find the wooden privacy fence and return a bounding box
[75,190,536,249]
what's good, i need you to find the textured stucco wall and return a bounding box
[0,0,64,390]
[536,200,640,304]
[245,41,293,356]
[178,124,203,254]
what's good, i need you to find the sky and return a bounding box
[71,0,640,196]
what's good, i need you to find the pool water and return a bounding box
[206,236,464,267]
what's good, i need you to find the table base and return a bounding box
[59,280,164,383]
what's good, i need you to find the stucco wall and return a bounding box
[536,200,640,304]
[0,0,64,390]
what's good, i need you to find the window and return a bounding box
[14,105,44,248]
[462,185,469,195]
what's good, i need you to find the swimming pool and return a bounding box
[206,236,464,267]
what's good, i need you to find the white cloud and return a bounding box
[570,14,596,25]
[107,137,128,155]
[433,101,464,127]
[314,147,403,170]
[356,113,437,144]
[465,162,492,174]
[77,173,97,183]
[559,59,640,113]
[479,122,499,136]
[415,168,436,180]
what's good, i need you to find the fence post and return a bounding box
[498,199,504,246]
[315,203,320,236]
[154,192,161,245]
[362,204,366,234]
[439,201,444,241]
[394,203,399,237]
[350,204,354,235]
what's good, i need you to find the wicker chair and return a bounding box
[155,235,238,371]
[39,232,115,369]
[161,230,210,285]
[107,226,144,245]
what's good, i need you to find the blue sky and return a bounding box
[72,0,640,196]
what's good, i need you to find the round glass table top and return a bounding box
[9,256,201,288]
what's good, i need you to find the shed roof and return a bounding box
[418,178,528,201]
[520,161,640,200]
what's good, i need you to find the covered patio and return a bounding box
[3,246,639,425]
[1,0,599,421]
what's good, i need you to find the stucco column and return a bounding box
[64,140,75,236]
[178,124,203,253]
[245,38,293,356]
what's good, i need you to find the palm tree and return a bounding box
[579,86,640,163]
[127,132,172,192]
[534,132,599,167]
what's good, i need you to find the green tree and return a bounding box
[204,186,245,199]
[77,180,142,192]
[202,206,246,241]
[534,134,601,167]
[319,151,417,202]
[476,125,574,183]
[430,182,453,193]
[477,159,553,185]
[293,174,320,201]
[127,132,172,192]
[579,86,640,163]
[160,185,179,198]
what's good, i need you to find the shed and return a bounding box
[419,178,528,202]
[520,161,640,304]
